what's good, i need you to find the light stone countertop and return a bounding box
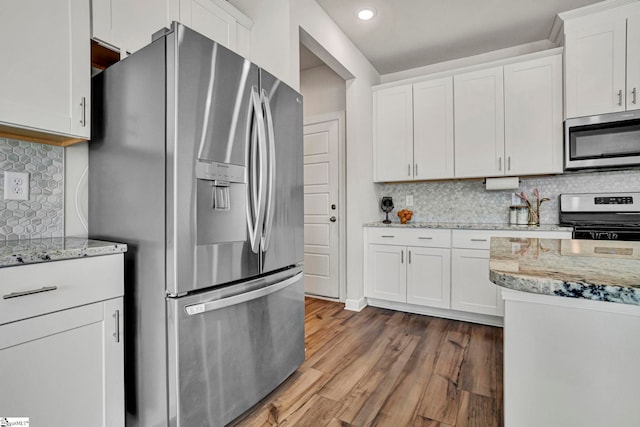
[489,237,640,305]
[0,237,128,268]
[364,221,572,232]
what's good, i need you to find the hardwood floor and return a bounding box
[231,298,503,427]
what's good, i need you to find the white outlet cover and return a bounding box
[406,195,414,206]
[4,171,29,201]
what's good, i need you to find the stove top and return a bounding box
[560,193,640,240]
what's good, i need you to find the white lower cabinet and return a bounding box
[451,248,502,316]
[365,229,451,309]
[367,244,407,302]
[365,227,572,325]
[0,255,124,426]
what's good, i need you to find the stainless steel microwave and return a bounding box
[564,110,640,171]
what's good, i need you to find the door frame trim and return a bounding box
[303,111,346,302]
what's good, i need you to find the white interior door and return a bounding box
[303,118,340,298]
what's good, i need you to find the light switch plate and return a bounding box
[4,171,29,201]
[406,195,414,206]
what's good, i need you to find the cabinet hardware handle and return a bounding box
[618,89,623,106]
[507,156,511,171]
[633,88,637,105]
[498,157,502,171]
[470,238,488,242]
[113,310,120,343]
[418,236,433,240]
[415,163,418,176]
[329,216,337,222]
[3,285,58,299]
[408,164,411,176]
[401,250,404,264]
[80,97,86,127]
[381,235,395,238]
[408,250,412,264]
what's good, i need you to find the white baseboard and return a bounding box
[367,298,504,327]
[344,298,367,312]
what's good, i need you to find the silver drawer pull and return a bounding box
[3,285,58,300]
[381,235,395,238]
[470,238,488,242]
[418,237,433,240]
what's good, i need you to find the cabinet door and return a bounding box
[413,77,454,180]
[627,15,640,111]
[451,249,504,316]
[0,0,90,138]
[565,17,627,117]
[454,67,505,178]
[180,0,237,48]
[504,54,563,175]
[406,246,451,309]
[0,298,124,426]
[366,244,407,302]
[93,0,170,55]
[373,85,414,182]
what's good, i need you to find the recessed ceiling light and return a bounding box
[357,8,376,21]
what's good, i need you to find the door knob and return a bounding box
[331,204,337,210]
[330,216,337,222]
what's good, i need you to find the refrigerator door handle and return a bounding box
[261,90,277,251]
[247,86,267,253]
[184,272,303,315]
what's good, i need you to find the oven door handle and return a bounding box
[184,272,302,315]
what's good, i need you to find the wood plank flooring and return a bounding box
[231,298,503,427]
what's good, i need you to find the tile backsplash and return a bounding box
[0,138,64,241]
[377,169,640,224]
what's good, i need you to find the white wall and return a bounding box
[231,0,381,309]
[300,65,346,118]
[64,142,88,237]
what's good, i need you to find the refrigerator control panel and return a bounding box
[196,161,245,183]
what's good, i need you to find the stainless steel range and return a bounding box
[560,192,640,241]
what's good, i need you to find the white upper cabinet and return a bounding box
[565,16,627,117]
[564,3,640,117]
[454,66,505,178]
[0,0,90,141]
[413,77,454,180]
[627,14,640,111]
[373,85,414,182]
[92,0,169,55]
[504,54,563,175]
[373,77,454,182]
[91,0,252,57]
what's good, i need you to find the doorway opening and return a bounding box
[299,42,346,301]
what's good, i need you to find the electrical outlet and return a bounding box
[4,171,29,201]
[406,195,414,206]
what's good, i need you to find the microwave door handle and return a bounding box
[261,90,276,251]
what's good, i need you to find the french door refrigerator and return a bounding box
[89,22,304,427]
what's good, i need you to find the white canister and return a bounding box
[516,205,529,225]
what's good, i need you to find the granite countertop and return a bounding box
[0,237,128,268]
[364,221,572,232]
[489,237,640,305]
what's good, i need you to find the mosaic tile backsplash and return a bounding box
[0,138,64,241]
[377,169,640,224]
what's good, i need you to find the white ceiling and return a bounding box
[313,0,605,75]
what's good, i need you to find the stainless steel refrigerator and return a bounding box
[89,22,304,427]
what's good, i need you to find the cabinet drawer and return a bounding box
[452,229,573,249]
[368,228,451,247]
[0,254,124,325]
